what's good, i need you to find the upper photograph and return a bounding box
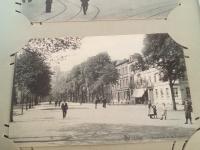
[20,0,180,23]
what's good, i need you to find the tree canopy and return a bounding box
[142,33,186,110]
[61,52,119,103]
[15,49,52,98]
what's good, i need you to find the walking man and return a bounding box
[95,96,99,109]
[46,0,53,13]
[61,101,68,119]
[55,100,58,107]
[147,100,152,117]
[80,0,89,15]
[160,103,167,120]
[184,100,193,124]
[102,97,107,108]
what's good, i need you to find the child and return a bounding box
[160,103,167,120]
[152,105,157,119]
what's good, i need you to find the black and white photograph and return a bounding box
[21,0,179,22]
[9,33,197,147]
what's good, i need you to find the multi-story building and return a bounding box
[111,55,191,105]
[132,68,191,105]
[111,59,130,104]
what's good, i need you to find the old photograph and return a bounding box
[20,0,179,22]
[9,33,197,147]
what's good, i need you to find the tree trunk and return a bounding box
[25,95,28,110]
[169,79,177,110]
[102,85,105,98]
[35,96,38,105]
[21,92,24,115]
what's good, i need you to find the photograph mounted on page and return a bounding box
[20,0,179,23]
[8,33,197,147]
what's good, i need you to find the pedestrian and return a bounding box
[55,100,57,107]
[46,0,53,13]
[95,96,99,109]
[58,100,61,107]
[152,105,157,119]
[184,100,193,124]
[160,103,167,120]
[147,100,152,117]
[61,101,68,119]
[102,97,107,108]
[148,105,154,119]
[80,0,89,15]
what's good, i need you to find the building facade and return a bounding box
[112,59,131,104]
[111,55,191,105]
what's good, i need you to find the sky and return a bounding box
[52,34,146,72]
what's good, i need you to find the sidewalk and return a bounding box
[9,102,197,147]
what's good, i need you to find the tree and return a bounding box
[15,50,52,106]
[84,52,119,99]
[142,33,186,110]
[64,52,119,103]
[130,53,145,72]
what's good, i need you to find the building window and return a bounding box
[149,76,151,83]
[166,88,169,97]
[118,69,120,74]
[155,89,158,98]
[126,78,128,86]
[129,66,132,72]
[173,88,178,97]
[160,89,164,98]
[186,87,191,98]
[120,80,122,88]
[125,66,128,74]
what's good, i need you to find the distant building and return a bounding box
[111,59,130,104]
[111,55,191,105]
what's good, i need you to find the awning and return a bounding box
[132,89,146,98]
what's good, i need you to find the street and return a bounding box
[9,102,197,147]
[21,0,179,22]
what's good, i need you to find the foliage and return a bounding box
[142,33,186,110]
[15,49,52,98]
[63,52,119,102]
[129,53,145,72]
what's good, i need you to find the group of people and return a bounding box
[95,96,107,109]
[147,100,193,124]
[45,0,90,15]
[147,101,160,119]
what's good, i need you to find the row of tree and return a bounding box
[11,49,52,121]
[55,52,119,103]
[11,37,81,122]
